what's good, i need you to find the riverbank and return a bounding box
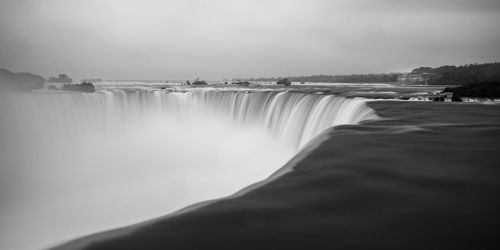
[51,101,500,250]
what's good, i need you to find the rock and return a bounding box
[451,94,463,102]
[232,81,251,85]
[432,96,445,102]
[276,78,291,86]
[48,85,59,90]
[61,82,95,93]
[192,80,208,85]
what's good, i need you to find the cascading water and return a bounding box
[0,89,378,250]
[112,89,376,149]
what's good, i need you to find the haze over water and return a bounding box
[0,91,290,250]
[0,87,377,250]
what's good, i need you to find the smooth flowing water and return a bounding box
[0,89,377,250]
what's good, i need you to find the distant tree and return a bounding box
[411,67,433,73]
[0,68,45,91]
[48,74,72,83]
[417,62,499,85]
[443,81,500,98]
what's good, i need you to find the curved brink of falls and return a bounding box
[3,90,378,150]
[152,90,378,149]
[0,90,378,250]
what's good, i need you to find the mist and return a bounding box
[0,91,295,250]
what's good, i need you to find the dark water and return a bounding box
[53,100,500,250]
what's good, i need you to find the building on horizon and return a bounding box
[397,72,434,84]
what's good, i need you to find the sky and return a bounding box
[1,0,500,80]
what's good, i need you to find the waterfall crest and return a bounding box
[164,90,378,148]
[1,90,378,150]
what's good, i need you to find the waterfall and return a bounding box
[1,90,377,150]
[0,89,377,250]
[163,90,377,149]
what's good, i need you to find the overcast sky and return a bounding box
[1,0,500,80]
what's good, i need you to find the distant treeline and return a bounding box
[0,68,45,91]
[444,81,500,99]
[241,62,500,85]
[243,74,399,83]
[413,62,500,85]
